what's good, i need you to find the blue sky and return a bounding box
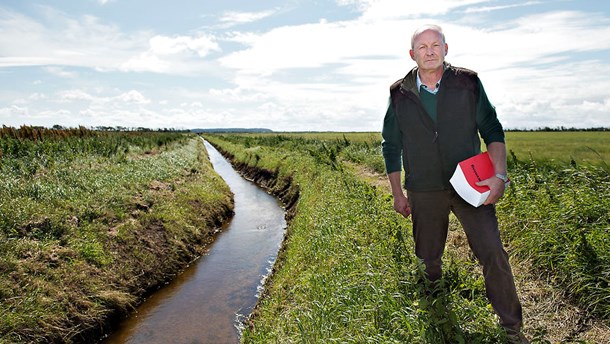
[1,0,609,131]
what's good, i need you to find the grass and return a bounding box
[206,131,609,343]
[2,128,607,343]
[207,134,508,343]
[505,131,610,167]
[0,132,233,343]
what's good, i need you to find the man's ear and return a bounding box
[444,43,449,56]
[409,49,415,60]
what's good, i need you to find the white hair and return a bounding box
[411,24,446,49]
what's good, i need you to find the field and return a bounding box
[205,131,609,343]
[0,128,608,343]
[504,131,610,167]
[0,127,233,343]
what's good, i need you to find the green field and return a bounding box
[0,128,608,343]
[505,131,610,166]
[206,131,609,344]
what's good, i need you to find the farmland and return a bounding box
[0,127,233,343]
[205,131,609,343]
[0,128,608,343]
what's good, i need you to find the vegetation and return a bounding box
[1,127,607,343]
[504,131,610,168]
[0,127,233,343]
[205,131,609,343]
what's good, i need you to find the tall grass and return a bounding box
[0,130,233,343]
[500,154,610,318]
[208,132,609,343]
[207,135,507,343]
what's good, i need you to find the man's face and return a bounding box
[409,29,448,72]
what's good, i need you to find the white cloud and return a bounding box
[220,19,405,76]
[57,89,96,103]
[0,105,29,119]
[215,4,610,131]
[1,1,609,130]
[337,0,490,19]
[0,7,148,69]
[149,34,219,57]
[219,9,276,27]
[464,1,542,14]
[0,7,224,76]
[45,66,77,78]
[116,90,150,104]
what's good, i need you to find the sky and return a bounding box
[1,0,609,131]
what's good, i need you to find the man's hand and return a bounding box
[476,176,505,205]
[393,193,412,217]
[387,171,411,217]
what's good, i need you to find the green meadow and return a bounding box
[505,131,610,167]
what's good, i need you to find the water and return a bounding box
[103,140,286,344]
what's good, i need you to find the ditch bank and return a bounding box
[87,178,235,343]
[0,145,235,344]
[209,143,300,222]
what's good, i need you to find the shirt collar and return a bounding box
[416,64,446,95]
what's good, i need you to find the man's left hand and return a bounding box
[476,176,506,205]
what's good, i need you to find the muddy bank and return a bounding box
[87,179,235,343]
[210,143,300,221]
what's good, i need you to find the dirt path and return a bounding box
[352,163,610,343]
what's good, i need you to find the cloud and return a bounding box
[118,33,223,74]
[45,66,78,78]
[218,9,276,27]
[56,89,96,103]
[1,1,609,130]
[464,1,542,14]
[0,6,148,69]
[214,3,610,131]
[337,0,490,19]
[148,34,219,57]
[116,90,150,104]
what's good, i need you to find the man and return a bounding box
[381,24,528,343]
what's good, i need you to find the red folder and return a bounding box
[449,152,509,207]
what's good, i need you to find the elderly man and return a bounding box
[381,24,528,344]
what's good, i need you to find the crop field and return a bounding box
[206,131,609,343]
[0,128,608,343]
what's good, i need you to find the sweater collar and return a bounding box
[401,62,450,96]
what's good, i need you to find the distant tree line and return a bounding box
[0,125,190,141]
[191,128,273,133]
[53,125,190,133]
[506,126,608,132]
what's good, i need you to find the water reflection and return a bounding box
[103,140,286,344]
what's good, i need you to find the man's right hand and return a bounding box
[387,171,411,217]
[393,194,412,218]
